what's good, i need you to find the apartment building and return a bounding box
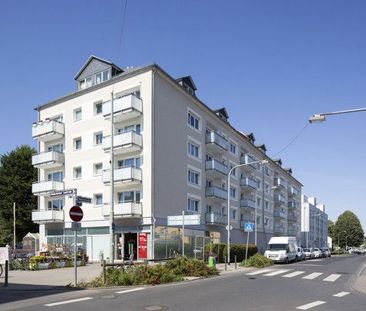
[31,55,302,261]
[301,195,328,248]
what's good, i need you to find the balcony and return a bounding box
[32,120,65,142]
[274,194,287,205]
[102,167,142,186]
[103,94,143,122]
[103,203,142,218]
[205,213,226,225]
[205,186,227,200]
[240,198,256,209]
[274,177,286,189]
[32,151,64,169]
[240,154,258,170]
[205,131,229,151]
[274,210,287,219]
[103,131,142,155]
[205,159,228,176]
[240,177,258,190]
[32,180,64,195]
[288,201,298,209]
[32,209,64,224]
[288,186,300,197]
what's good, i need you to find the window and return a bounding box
[94,163,103,176]
[231,209,237,220]
[264,217,269,226]
[47,171,63,182]
[187,198,199,212]
[47,143,63,153]
[188,111,200,130]
[102,70,109,82]
[256,197,261,208]
[230,143,236,154]
[117,157,140,168]
[74,137,82,150]
[73,167,82,179]
[265,183,270,194]
[94,132,103,145]
[95,102,103,115]
[230,164,236,177]
[230,187,236,199]
[188,169,200,185]
[48,199,63,210]
[117,124,140,134]
[94,194,103,206]
[117,191,140,203]
[74,108,82,121]
[265,200,269,210]
[257,215,261,225]
[188,141,200,158]
[206,205,213,213]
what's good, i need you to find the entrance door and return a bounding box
[124,233,137,260]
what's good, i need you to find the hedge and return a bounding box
[205,243,257,263]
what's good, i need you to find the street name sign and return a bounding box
[167,214,201,226]
[244,222,255,232]
[50,189,77,198]
[71,222,82,231]
[69,206,83,222]
[76,196,92,204]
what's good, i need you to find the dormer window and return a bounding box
[79,70,110,90]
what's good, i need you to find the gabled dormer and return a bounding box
[214,107,229,122]
[255,144,267,153]
[284,168,292,175]
[176,76,197,96]
[245,132,256,144]
[74,55,124,91]
[273,158,282,167]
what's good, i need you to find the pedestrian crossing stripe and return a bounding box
[282,271,306,278]
[323,274,341,282]
[246,269,340,282]
[302,272,323,280]
[263,269,291,276]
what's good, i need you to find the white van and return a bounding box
[264,237,298,263]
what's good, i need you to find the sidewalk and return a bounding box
[216,263,255,275]
[353,262,366,294]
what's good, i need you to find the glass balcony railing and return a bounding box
[240,154,258,169]
[205,186,227,200]
[240,177,258,189]
[274,210,287,219]
[240,198,256,209]
[205,159,228,175]
[205,213,226,225]
[205,131,229,151]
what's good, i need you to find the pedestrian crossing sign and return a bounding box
[244,222,254,232]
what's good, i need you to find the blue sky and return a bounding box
[1,0,365,231]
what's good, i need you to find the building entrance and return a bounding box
[124,233,137,260]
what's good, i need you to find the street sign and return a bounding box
[76,196,92,204]
[225,225,233,231]
[244,222,255,232]
[71,222,82,231]
[50,189,77,198]
[69,206,83,222]
[167,214,201,226]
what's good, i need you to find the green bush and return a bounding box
[205,243,257,263]
[240,253,273,268]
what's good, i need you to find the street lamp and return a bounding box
[309,107,366,123]
[227,159,268,264]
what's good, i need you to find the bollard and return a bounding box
[102,260,106,285]
[235,255,237,270]
[224,256,227,271]
[4,260,9,286]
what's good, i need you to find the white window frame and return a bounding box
[187,165,201,189]
[187,193,201,213]
[229,141,237,155]
[94,101,103,115]
[73,107,82,122]
[73,166,82,180]
[94,193,103,206]
[94,163,103,176]
[73,137,82,151]
[187,108,202,132]
[94,131,103,145]
[187,135,201,161]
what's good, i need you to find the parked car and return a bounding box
[303,248,314,260]
[351,248,366,255]
[312,248,322,258]
[296,247,306,261]
[264,237,298,263]
[321,247,331,257]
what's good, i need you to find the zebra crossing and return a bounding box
[246,268,341,283]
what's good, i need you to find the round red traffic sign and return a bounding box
[69,206,83,222]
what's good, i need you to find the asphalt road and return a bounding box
[3,255,366,311]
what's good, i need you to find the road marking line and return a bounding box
[115,287,145,294]
[302,272,323,280]
[246,268,274,275]
[323,274,341,282]
[263,269,291,276]
[45,297,93,307]
[282,271,306,278]
[333,291,350,297]
[296,300,326,310]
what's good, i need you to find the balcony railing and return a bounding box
[240,198,256,209]
[103,94,143,122]
[32,151,64,168]
[240,154,258,170]
[205,131,229,151]
[274,177,286,189]
[103,202,142,218]
[274,194,287,205]
[274,210,287,219]
[32,180,64,195]
[288,186,300,197]
[240,177,258,189]
[205,159,228,175]
[288,201,299,209]
[205,213,226,225]
[103,131,142,154]
[32,120,65,141]
[32,209,64,223]
[102,167,142,184]
[205,186,227,200]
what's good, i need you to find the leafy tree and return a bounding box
[334,211,364,248]
[328,219,335,242]
[0,145,38,246]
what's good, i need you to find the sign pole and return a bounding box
[182,210,185,257]
[74,225,77,286]
[245,231,250,266]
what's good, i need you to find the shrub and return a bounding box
[205,243,257,263]
[240,253,273,268]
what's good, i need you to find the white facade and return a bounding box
[31,56,302,260]
[301,195,328,248]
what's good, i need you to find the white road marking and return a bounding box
[246,268,274,275]
[115,287,145,294]
[282,271,306,278]
[302,272,323,280]
[45,297,93,307]
[333,291,350,297]
[296,300,326,310]
[323,274,341,282]
[263,269,291,276]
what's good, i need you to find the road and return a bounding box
[2,255,366,311]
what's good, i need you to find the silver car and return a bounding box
[303,248,314,260]
[312,248,322,258]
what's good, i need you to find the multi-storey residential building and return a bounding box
[31,56,302,261]
[301,195,328,248]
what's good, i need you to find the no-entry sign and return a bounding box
[69,206,83,222]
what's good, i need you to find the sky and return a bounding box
[0,0,365,231]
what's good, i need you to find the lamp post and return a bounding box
[309,107,366,123]
[227,159,268,265]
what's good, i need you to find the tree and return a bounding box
[328,219,335,241]
[334,211,364,248]
[0,145,38,246]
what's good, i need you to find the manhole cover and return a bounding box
[100,294,116,299]
[143,306,169,311]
